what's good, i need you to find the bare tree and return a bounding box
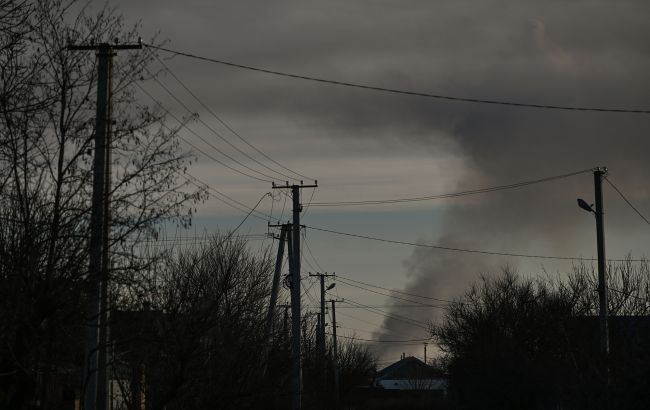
[110,234,274,410]
[0,0,205,407]
[433,261,650,410]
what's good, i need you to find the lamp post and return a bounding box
[577,166,609,357]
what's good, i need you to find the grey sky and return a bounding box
[111,0,650,361]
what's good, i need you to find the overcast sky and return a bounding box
[110,0,650,362]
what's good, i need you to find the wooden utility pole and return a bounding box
[319,276,325,360]
[309,272,335,365]
[330,299,342,410]
[68,41,141,410]
[594,167,609,356]
[272,182,317,410]
[578,167,610,407]
[262,224,288,376]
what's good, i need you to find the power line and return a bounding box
[303,237,326,272]
[278,188,288,222]
[302,276,319,305]
[336,310,390,330]
[140,80,282,182]
[231,192,271,234]
[301,186,317,217]
[337,325,427,341]
[152,52,314,182]
[145,44,650,115]
[318,304,445,309]
[336,274,458,304]
[148,68,302,183]
[134,84,273,183]
[127,234,269,243]
[329,333,431,344]
[337,278,448,308]
[338,296,430,330]
[131,237,270,249]
[302,255,320,274]
[309,168,593,207]
[180,171,271,220]
[605,177,650,225]
[307,225,644,262]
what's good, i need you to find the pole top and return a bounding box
[67,40,143,51]
[271,179,318,189]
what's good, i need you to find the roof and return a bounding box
[376,356,442,381]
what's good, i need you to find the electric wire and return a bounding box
[128,234,269,243]
[302,255,319,274]
[148,70,298,183]
[337,278,449,308]
[177,171,259,217]
[336,311,390,329]
[337,296,430,330]
[144,44,650,114]
[306,225,644,262]
[142,78,282,182]
[337,325,425,341]
[152,52,313,181]
[143,189,270,259]
[336,323,414,338]
[231,192,271,234]
[336,274,458,304]
[301,186,317,218]
[301,273,319,303]
[329,333,431,344]
[334,304,445,309]
[605,177,650,225]
[181,171,271,220]
[134,83,273,183]
[303,237,326,273]
[278,188,288,222]
[309,168,593,207]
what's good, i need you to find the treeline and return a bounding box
[432,260,650,410]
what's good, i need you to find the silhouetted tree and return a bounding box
[432,269,575,409]
[432,261,650,410]
[111,233,377,410]
[0,0,204,407]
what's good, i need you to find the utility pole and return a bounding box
[309,272,335,365]
[578,167,610,407]
[577,167,610,358]
[423,343,428,364]
[330,299,343,410]
[272,182,317,410]
[279,304,291,341]
[98,50,114,410]
[319,276,325,361]
[594,167,610,357]
[316,312,321,353]
[262,224,288,377]
[68,41,141,410]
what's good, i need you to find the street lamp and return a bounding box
[577,166,609,357]
[577,198,594,214]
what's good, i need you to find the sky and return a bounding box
[108,0,650,363]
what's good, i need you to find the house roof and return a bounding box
[376,356,442,380]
